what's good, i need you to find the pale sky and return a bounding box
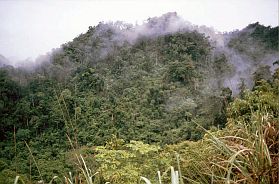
[0,0,278,62]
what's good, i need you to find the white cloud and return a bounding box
[0,0,277,61]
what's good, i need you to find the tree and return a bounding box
[253,65,272,84]
[0,70,21,140]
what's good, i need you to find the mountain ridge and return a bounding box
[0,12,278,183]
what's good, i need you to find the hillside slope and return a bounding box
[0,13,278,183]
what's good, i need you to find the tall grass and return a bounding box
[140,154,184,184]
[140,166,180,184]
[15,112,278,183]
[14,90,106,184]
[14,154,106,184]
[63,154,108,184]
[15,86,278,183]
[178,110,278,184]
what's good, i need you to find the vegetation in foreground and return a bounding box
[0,14,278,183]
[12,76,279,183]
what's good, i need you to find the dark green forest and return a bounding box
[0,13,278,183]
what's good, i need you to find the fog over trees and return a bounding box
[0,11,278,184]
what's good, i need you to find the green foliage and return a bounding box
[250,22,279,50]
[141,166,181,184]
[167,59,197,86]
[164,79,279,183]
[160,31,211,62]
[74,67,104,93]
[0,20,278,183]
[0,69,22,140]
[0,169,22,184]
[228,22,278,60]
[253,65,272,83]
[93,137,170,183]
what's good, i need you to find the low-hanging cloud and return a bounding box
[1,12,278,96]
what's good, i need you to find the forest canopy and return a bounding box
[0,13,278,183]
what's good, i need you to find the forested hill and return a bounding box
[0,55,10,67]
[0,13,278,183]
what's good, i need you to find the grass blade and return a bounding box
[140,176,152,184]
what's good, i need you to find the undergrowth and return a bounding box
[14,80,279,184]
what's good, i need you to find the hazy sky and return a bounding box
[0,0,278,62]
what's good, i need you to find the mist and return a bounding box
[78,13,279,95]
[1,11,278,96]
[0,0,278,96]
[0,0,277,64]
